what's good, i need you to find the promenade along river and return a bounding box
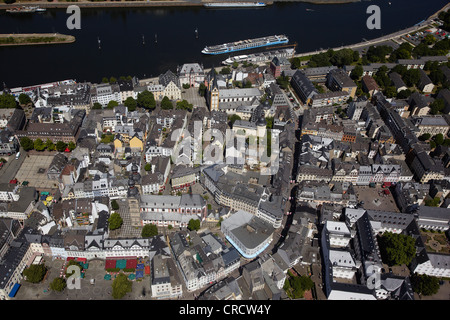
[0,0,448,88]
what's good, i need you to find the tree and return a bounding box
[144,163,152,171]
[23,264,47,283]
[228,114,241,126]
[160,96,173,110]
[141,224,158,238]
[102,77,109,83]
[411,273,440,296]
[92,102,103,110]
[107,100,119,109]
[66,260,82,277]
[45,139,55,151]
[276,76,290,90]
[109,76,117,84]
[383,86,397,98]
[198,83,207,97]
[176,99,193,112]
[34,138,46,151]
[137,90,156,110]
[433,133,444,146]
[111,199,120,211]
[220,66,231,75]
[18,93,32,105]
[403,69,420,87]
[109,212,123,230]
[418,133,431,141]
[111,273,132,299]
[377,232,416,266]
[397,89,412,99]
[350,65,363,80]
[68,141,76,151]
[20,137,34,151]
[50,277,66,292]
[430,98,445,115]
[187,219,200,231]
[425,197,440,207]
[124,97,137,112]
[0,93,17,109]
[56,141,67,152]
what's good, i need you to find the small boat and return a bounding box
[142,35,145,45]
[155,33,157,43]
[195,28,198,39]
[306,8,314,12]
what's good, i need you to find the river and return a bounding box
[0,0,448,88]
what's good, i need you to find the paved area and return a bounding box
[15,256,152,300]
[354,186,400,212]
[181,87,207,109]
[14,154,57,190]
[110,199,142,239]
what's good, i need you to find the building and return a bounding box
[159,70,182,101]
[361,75,380,97]
[290,70,318,105]
[418,69,435,94]
[91,83,121,106]
[178,63,205,88]
[221,210,274,259]
[326,68,357,98]
[270,57,291,78]
[389,72,408,93]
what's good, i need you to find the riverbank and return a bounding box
[0,0,359,10]
[0,33,75,46]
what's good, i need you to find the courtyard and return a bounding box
[14,256,152,300]
[14,154,58,190]
[354,186,400,212]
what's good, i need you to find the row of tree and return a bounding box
[20,137,75,152]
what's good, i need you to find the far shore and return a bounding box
[0,0,360,10]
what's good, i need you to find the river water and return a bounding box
[0,0,447,88]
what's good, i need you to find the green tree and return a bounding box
[20,137,34,151]
[124,97,137,112]
[198,83,207,97]
[144,163,152,171]
[23,264,47,283]
[160,96,173,110]
[141,223,158,238]
[433,133,444,146]
[377,232,416,266]
[187,219,200,231]
[425,197,440,207]
[49,277,66,292]
[0,93,17,109]
[111,199,120,211]
[45,139,55,151]
[92,102,102,110]
[220,66,231,75]
[107,100,119,109]
[228,114,241,126]
[66,260,82,277]
[102,77,109,83]
[111,273,132,299]
[403,69,420,87]
[18,93,32,105]
[109,212,123,230]
[397,89,412,99]
[430,98,445,115]
[137,90,156,110]
[68,141,76,151]
[34,138,46,151]
[276,76,290,90]
[56,141,67,152]
[109,76,117,84]
[411,273,440,296]
[182,83,191,89]
[176,99,193,112]
[418,133,431,141]
[350,65,363,80]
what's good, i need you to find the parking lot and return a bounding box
[14,154,58,190]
